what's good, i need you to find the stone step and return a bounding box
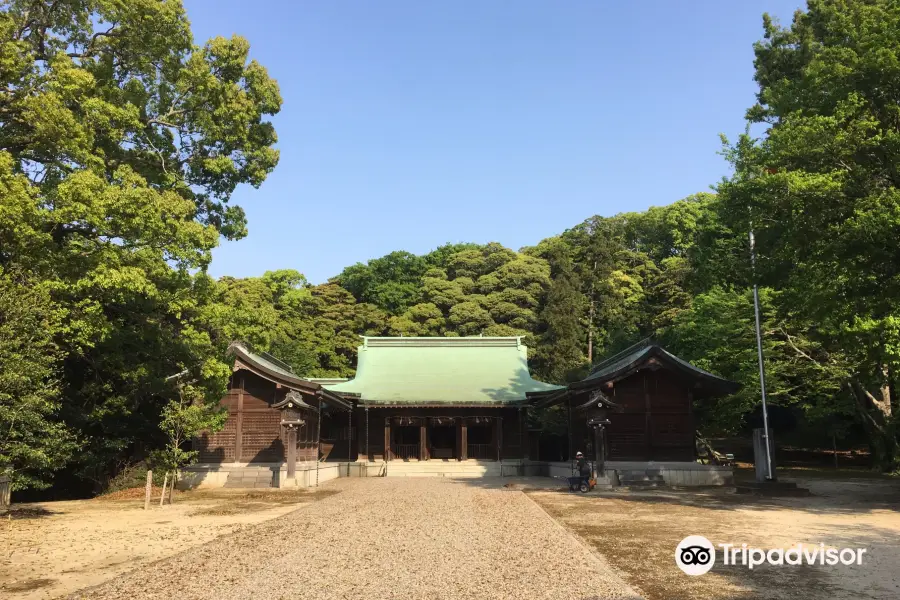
[223,469,275,488]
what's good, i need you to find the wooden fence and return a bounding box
[467,444,493,459]
[392,443,420,460]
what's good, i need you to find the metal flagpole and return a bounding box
[749,219,774,480]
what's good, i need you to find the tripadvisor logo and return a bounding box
[676,535,715,575]
[675,536,868,575]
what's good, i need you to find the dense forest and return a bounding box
[2,0,899,496]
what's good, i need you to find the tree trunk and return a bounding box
[850,376,896,470]
[587,301,594,364]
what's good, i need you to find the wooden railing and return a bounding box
[392,443,420,460]
[467,444,493,459]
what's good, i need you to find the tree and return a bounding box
[0,271,78,490]
[151,380,227,502]
[533,241,585,383]
[718,0,900,468]
[0,0,281,490]
[665,286,848,435]
[334,251,427,314]
[558,216,627,362]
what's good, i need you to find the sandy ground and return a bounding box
[1,488,333,600]
[528,475,900,600]
[69,478,640,600]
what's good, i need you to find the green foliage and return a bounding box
[532,240,586,383]
[0,271,78,490]
[336,242,551,342]
[335,251,428,314]
[717,0,900,467]
[8,0,900,492]
[0,0,280,491]
[151,383,227,474]
[664,286,848,434]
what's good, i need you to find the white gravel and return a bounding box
[72,478,641,600]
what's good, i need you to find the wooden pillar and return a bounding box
[687,390,695,460]
[520,407,529,461]
[567,399,573,471]
[315,398,321,486]
[384,417,391,461]
[235,373,244,462]
[461,418,468,460]
[644,372,653,461]
[420,420,427,461]
[356,407,365,461]
[493,414,501,461]
[286,426,297,479]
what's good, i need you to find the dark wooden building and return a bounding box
[195,343,352,467]
[562,341,739,463]
[316,336,564,463]
[196,337,563,470]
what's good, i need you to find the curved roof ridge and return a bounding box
[364,336,522,348]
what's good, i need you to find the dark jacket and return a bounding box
[576,457,590,477]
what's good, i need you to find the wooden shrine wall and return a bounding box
[605,369,695,461]
[196,371,320,463]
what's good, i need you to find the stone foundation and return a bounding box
[179,459,733,489]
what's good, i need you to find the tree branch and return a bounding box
[780,327,828,371]
[67,25,121,59]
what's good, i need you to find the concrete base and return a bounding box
[606,461,734,487]
[179,462,343,490]
[179,459,734,489]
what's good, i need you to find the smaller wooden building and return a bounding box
[195,343,352,470]
[559,340,740,464]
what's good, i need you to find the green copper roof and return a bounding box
[324,337,563,405]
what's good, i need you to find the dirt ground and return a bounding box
[0,487,334,600]
[3,474,898,600]
[69,478,639,600]
[528,474,900,600]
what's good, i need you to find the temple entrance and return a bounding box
[392,425,420,461]
[429,424,456,459]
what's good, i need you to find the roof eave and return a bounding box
[571,345,740,395]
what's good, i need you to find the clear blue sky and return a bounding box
[184,1,803,284]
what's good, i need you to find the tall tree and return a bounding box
[533,241,586,383]
[0,0,281,489]
[718,0,900,467]
[0,271,78,490]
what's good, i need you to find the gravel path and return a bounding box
[72,478,640,600]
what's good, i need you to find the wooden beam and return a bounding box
[494,414,501,461]
[420,421,427,461]
[235,372,244,462]
[645,372,653,461]
[567,400,573,469]
[461,419,468,460]
[520,407,529,461]
[384,418,391,461]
